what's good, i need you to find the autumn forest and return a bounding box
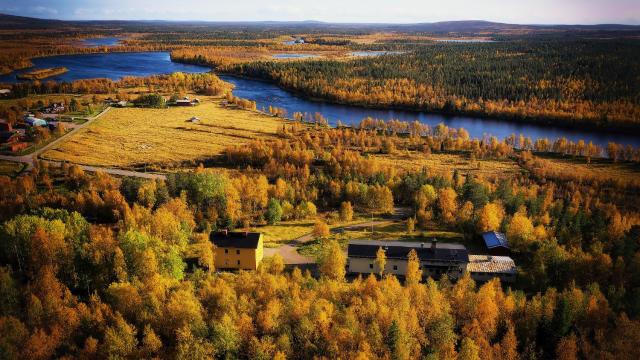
[0,11,640,360]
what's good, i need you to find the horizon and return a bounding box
[1,0,639,25]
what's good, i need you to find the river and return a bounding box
[0,51,638,148]
[219,75,640,148]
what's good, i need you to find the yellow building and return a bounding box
[211,230,263,270]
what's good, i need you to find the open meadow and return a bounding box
[372,151,522,179]
[41,97,286,169]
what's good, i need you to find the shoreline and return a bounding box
[214,71,640,136]
[3,50,638,137]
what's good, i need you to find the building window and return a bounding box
[224,249,228,254]
[237,260,240,265]
[393,265,398,270]
[369,264,373,269]
[236,249,240,255]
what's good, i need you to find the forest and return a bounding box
[1,15,640,359]
[1,115,640,358]
[191,39,640,130]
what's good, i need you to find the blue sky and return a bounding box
[1,0,639,24]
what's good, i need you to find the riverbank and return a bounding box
[211,69,640,135]
[16,67,68,80]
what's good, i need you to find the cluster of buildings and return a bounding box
[41,102,65,114]
[174,96,200,107]
[203,229,517,284]
[0,113,61,152]
[346,232,515,283]
[346,232,516,283]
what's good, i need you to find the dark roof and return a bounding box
[210,231,261,249]
[348,240,468,263]
[482,232,510,249]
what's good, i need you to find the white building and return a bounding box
[467,255,517,283]
[347,240,469,280]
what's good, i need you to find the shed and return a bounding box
[24,117,47,127]
[481,231,511,255]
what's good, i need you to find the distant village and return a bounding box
[1,94,201,154]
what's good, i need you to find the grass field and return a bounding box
[0,160,26,177]
[533,154,640,185]
[373,151,521,178]
[41,97,286,169]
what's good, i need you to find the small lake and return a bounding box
[272,53,319,59]
[0,52,210,83]
[83,37,120,47]
[219,74,640,148]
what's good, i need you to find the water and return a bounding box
[0,51,637,148]
[272,53,319,59]
[0,52,210,83]
[349,51,406,57]
[83,37,120,47]
[220,74,640,148]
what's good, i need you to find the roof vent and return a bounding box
[431,238,437,251]
[222,229,228,236]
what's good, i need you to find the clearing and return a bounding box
[41,97,286,169]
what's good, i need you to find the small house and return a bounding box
[24,117,47,127]
[481,231,511,256]
[210,230,264,270]
[43,103,65,114]
[0,89,10,97]
[189,117,200,123]
[115,101,128,108]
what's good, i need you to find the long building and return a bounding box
[347,239,469,279]
[347,239,517,282]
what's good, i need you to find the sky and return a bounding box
[1,0,639,25]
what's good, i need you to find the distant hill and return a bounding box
[0,13,66,29]
[0,13,639,34]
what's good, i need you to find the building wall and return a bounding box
[470,272,516,283]
[348,257,465,279]
[215,236,263,270]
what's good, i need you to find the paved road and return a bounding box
[1,107,166,180]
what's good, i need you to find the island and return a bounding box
[16,66,68,80]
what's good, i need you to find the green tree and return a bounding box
[265,198,283,225]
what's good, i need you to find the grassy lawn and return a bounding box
[255,220,316,244]
[0,160,26,177]
[533,153,640,185]
[41,96,286,169]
